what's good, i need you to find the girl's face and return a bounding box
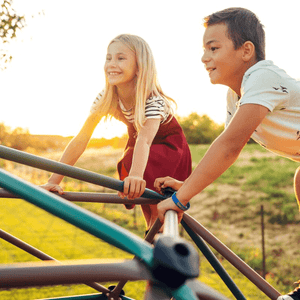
[105,41,138,88]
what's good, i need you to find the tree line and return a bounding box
[0,113,224,153]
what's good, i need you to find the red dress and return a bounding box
[115,107,192,193]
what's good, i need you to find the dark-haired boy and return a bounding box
[154,7,300,300]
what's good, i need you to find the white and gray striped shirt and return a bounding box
[119,96,169,124]
[91,92,170,124]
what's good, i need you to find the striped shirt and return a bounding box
[91,92,170,124]
[119,95,169,124]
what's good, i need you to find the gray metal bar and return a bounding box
[0,259,152,289]
[110,218,163,297]
[43,294,135,300]
[185,279,230,300]
[0,145,165,200]
[182,214,281,300]
[0,229,109,293]
[163,210,179,237]
[181,220,246,300]
[0,189,160,205]
[0,229,56,261]
[144,283,171,300]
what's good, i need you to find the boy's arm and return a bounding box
[121,118,161,199]
[157,104,269,222]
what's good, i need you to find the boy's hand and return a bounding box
[40,183,64,195]
[157,197,184,224]
[154,176,184,194]
[119,176,146,200]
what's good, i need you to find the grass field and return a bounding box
[0,144,299,299]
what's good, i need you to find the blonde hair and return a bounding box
[93,34,176,132]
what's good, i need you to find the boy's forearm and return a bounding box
[176,137,243,205]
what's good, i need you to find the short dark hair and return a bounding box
[204,7,265,61]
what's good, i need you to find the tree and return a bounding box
[178,112,224,144]
[0,0,25,70]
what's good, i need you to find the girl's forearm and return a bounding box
[176,137,244,205]
[48,137,88,184]
[129,138,150,178]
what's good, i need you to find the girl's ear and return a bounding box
[242,41,256,62]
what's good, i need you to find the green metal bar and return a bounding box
[0,145,165,200]
[0,168,154,266]
[171,284,198,300]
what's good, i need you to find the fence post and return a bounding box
[261,205,266,279]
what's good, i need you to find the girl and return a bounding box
[42,34,192,231]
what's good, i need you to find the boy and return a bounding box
[154,7,300,300]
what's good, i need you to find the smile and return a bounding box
[108,72,120,75]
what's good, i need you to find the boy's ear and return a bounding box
[242,41,256,62]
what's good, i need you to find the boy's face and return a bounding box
[202,23,245,89]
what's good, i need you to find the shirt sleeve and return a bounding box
[225,88,238,128]
[240,69,289,112]
[90,91,104,114]
[145,96,168,122]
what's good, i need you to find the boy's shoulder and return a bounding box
[244,60,296,82]
[242,60,299,92]
[245,60,281,78]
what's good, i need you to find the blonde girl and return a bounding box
[42,34,192,231]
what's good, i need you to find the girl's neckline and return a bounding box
[119,99,134,112]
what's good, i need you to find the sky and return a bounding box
[1,0,299,139]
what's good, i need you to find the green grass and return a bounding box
[189,144,300,225]
[0,144,299,299]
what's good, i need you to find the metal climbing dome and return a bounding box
[0,145,282,299]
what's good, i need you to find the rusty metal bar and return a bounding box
[0,229,109,293]
[0,189,160,205]
[182,214,281,300]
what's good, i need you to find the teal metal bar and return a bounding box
[0,169,201,299]
[0,145,165,200]
[0,168,154,266]
[171,284,198,300]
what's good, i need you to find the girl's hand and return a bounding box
[157,197,184,224]
[119,176,146,200]
[154,176,184,194]
[40,183,64,195]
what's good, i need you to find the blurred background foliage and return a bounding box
[0,0,25,70]
[0,112,225,152]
